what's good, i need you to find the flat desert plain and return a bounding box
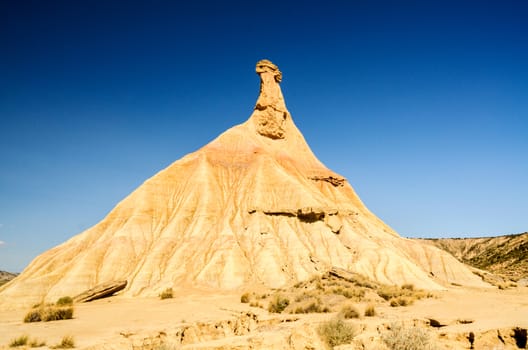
[1,284,527,349]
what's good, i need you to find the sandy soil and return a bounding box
[1,286,527,349]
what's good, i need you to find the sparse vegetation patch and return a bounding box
[159,288,173,299]
[51,335,75,349]
[240,292,250,303]
[382,323,438,350]
[9,335,28,347]
[364,304,376,317]
[9,335,46,348]
[24,298,74,323]
[339,305,361,319]
[318,318,356,348]
[56,296,73,306]
[240,271,435,315]
[268,295,289,313]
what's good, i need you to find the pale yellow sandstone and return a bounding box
[0,60,487,307]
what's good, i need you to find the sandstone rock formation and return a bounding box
[419,232,528,281]
[74,280,127,303]
[0,60,488,307]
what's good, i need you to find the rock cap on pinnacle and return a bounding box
[252,59,289,139]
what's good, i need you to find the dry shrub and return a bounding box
[377,285,403,301]
[24,309,42,323]
[10,335,46,348]
[9,335,28,347]
[318,318,356,347]
[382,323,438,350]
[24,305,74,323]
[401,283,415,290]
[378,284,429,306]
[51,335,75,349]
[293,301,330,314]
[339,305,361,319]
[364,304,376,317]
[332,287,365,300]
[56,296,73,306]
[159,288,173,299]
[42,307,74,321]
[294,292,314,302]
[29,339,46,347]
[389,296,413,307]
[268,295,289,313]
[240,292,250,303]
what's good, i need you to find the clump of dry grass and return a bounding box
[51,335,75,349]
[240,292,250,303]
[29,338,46,347]
[268,294,290,313]
[56,296,73,306]
[318,318,357,347]
[9,335,28,347]
[159,288,173,299]
[9,335,46,348]
[377,283,431,307]
[389,296,412,307]
[332,286,366,300]
[381,323,438,350]
[339,305,361,319]
[364,304,376,317]
[23,299,74,323]
[293,299,331,314]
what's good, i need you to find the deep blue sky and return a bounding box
[1,1,527,272]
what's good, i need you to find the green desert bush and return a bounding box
[51,335,75,349]
[339,305,361,319]
[9,335,28,347]
[318,318,356,348]
[159,288,173,299]
[364,304,376,317]
[381,323,438,350]
[56,296,73,306]
[268,295,290,313]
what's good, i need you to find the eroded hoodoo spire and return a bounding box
[252,59,290,139]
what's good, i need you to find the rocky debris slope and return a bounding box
[419,232,528,281]
[0,60,487,307]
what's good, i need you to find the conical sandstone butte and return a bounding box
[0,60,487,306]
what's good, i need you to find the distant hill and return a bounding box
[418,232,528,281]
[0,271,18,287]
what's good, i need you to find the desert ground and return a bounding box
[1,279,527,350]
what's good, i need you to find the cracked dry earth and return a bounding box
[1,285,528,350]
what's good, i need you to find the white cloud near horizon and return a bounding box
[0,241,5,246]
